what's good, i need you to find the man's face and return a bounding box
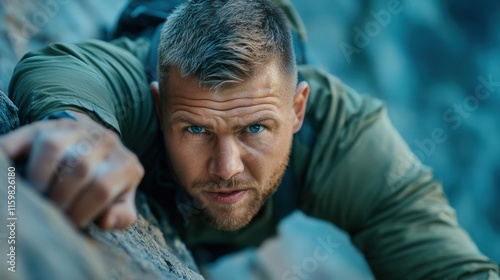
[154,61,309,231]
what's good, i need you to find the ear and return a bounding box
[150,81,162,123]
[292,81,310,133]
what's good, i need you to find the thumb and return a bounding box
[96,189,138,230]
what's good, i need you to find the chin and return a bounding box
[208,215,253,231]
[201,193,263,231]
[201,209,255,231]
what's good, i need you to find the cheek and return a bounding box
[164,130,209,183]
[245,130,293,179]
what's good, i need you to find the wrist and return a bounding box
[42,110,78,121]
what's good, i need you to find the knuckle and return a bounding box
[137,163,145,179]
[60,149,84,172]
[101,130,120,147]
[38,134,62,154]
[121,151,143,176]
[92,179,113,202]
[131,158,145,182]
[70,159,91,178]
[130,154,145,178]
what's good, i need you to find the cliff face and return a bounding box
[0,90,19,134]
[0,90,203,279]
[87,192,204,280]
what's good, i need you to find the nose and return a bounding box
[209,137,244,180]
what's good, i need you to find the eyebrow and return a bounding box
[170,114,279,130]
[232,116,278,131]
[170,115,214,129]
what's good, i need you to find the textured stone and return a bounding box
[0,90,19,135]
[87,192,203,280]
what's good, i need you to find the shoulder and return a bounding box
[293,66,407,231]
[298,65,385,134]
[293,66,386,177]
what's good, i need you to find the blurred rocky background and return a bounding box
[1,0,499,279]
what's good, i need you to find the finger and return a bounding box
[0,123,41,159]
[27,129,81,191]
[49,129,115,210]
[0,120,77,159]
[66,151,143,228]
[67,163,126,228]
[96,189,138,230]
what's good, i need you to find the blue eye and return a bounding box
[187,126,206,134]
[246,124,264,134]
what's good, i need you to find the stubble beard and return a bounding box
[178,146,292,232]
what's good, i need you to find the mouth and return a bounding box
[203,189,249,204]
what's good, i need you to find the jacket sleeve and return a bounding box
[296,65,500,279]
[8,37,161,168]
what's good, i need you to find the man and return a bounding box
[4,0,499,278]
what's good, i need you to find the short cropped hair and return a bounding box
[158,0,297,93]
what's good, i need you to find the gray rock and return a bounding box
[0,90,19,135]
[87,192,203,280]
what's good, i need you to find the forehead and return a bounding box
[161,61,293,105]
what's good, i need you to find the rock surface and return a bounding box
[0,90,19,134]
[87,192,203,280]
